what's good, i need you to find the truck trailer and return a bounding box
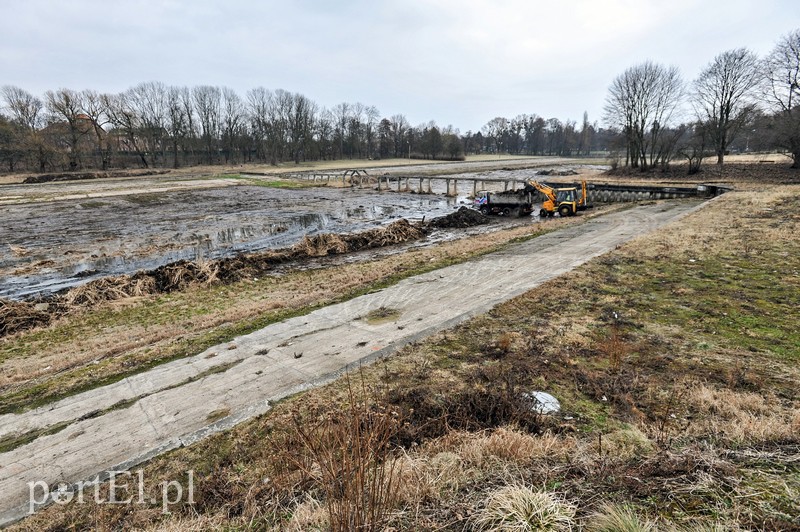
[473,189,534,217]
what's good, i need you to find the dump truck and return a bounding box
[473,189,534,217]
[524,180,589,217]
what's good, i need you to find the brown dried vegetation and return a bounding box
[9,172,800,530]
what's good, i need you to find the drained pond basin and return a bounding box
[0,184,541,300]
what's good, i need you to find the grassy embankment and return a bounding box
[13,180,800,530]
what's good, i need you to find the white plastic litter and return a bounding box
[522,391,561,415]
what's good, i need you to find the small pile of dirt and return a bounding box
[428,206,490,229]
[0,299,58,336]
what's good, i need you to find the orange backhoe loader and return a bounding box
[524,180,589,217]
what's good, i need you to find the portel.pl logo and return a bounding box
[28,469,195,514]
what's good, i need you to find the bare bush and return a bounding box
[290,375,401,531]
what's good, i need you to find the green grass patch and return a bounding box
[364,306,402,324]
[0,420,72,454]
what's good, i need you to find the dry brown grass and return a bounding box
[626,187,799,260]
[8,173,800,530]
[472,484,577,531]
[684,384,798,446]
[452,428,575,467]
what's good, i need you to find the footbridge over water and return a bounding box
[286,169,732,202]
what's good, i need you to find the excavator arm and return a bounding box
[524,180,557,203]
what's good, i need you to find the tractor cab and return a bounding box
[555,188,577,203]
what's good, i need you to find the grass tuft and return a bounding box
[586,503,656,532]
[473,485,576,531]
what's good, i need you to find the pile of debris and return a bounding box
[427,206,490,228]
[0,299,60,336]
[536,168,578,177]
[0,219,428,337]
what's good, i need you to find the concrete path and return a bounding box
[0,200,703,525]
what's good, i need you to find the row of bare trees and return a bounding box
[2,30,798,173]
[475,29,800,171]
[604,29,800,170]
[0,83,465,173]
[474,113,616,158]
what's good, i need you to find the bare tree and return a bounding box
[128,82,168,165]
[166,86,189,168]
[193,85,222,164]
[221,87,244,164]
[604,61,684,169]
[289,93,317,164]
[81,90,111,169]
[578,111,594,156]
[677,122,709,174]
[763,29,800,168]
[1,85,43,131]
[1,86,52,171]
[390,114,409,158]
[482,117,508,154]
[315,108,335,160]
[103,92,149,168]
[333,102,350,159]
[693,48,760,165]
[179,87,197,162]
[270,89,293,164]
[348,102,365,158]
[363,105,380,159]
[45,88,90,170]
[246,87,271,163]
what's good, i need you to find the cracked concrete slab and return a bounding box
[0,199,704,526]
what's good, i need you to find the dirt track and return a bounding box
[0,198,703,526]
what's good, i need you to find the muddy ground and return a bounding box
[0,161,612,300]
[0,184,528,300]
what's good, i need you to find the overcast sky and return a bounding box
[2,0,799,132]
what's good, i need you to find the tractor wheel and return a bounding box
[479,205,490,215]
[539,209,548,218]
[558,205,572,217]
[502,207,511,216]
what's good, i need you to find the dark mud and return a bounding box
[1,186,506,300]
[428,206,490,228]
[22,170,170,184]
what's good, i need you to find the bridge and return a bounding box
[284,169,731,202]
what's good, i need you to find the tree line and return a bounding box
[602,29,800,170]
[478,29,800,171]
[0,84,465,173]
[1,28,798,173]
